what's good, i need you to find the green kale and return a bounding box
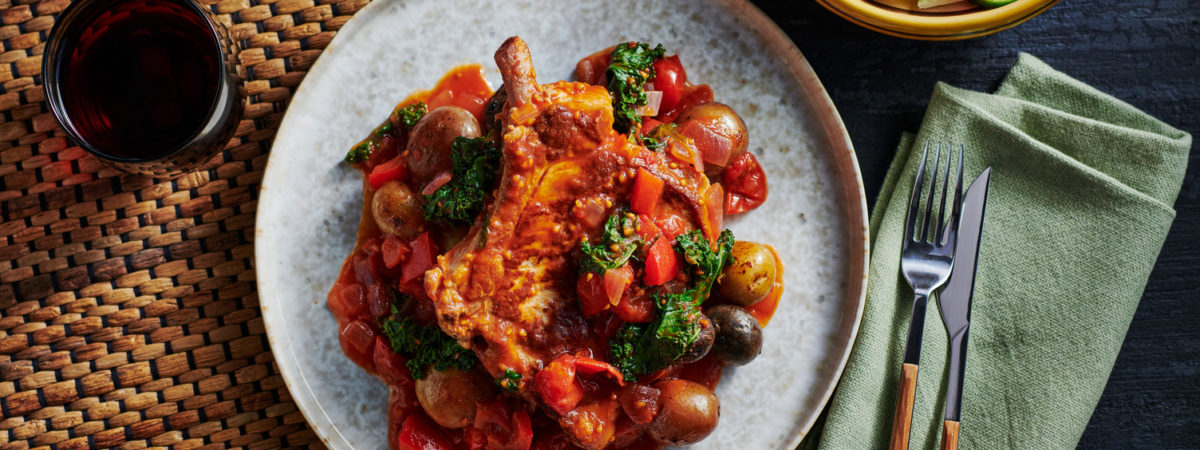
[380,306,477,379]
[395,102,428,127]
[606,42,666,135]
[423,136,502,225]
[497,368,522,392]
[608,229,736,381]
[344,141,373,164]
[609,291,704,381]
[579,210,642,274]
[674,229,736,299]
[640,123,676,152]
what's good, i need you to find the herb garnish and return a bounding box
[579,210,643,274]
[344,141,374,164]
[497,368,522,392]
[640,123,676,151]
[395,102,428,127]
[423,136,503,225]
[608,229,735,380]
[380,304,477,379]
[606,42,666,135]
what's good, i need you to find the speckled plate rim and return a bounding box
[254,0,869,448]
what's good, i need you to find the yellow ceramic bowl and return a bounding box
[817,0,1060,41]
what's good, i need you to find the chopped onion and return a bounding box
[422,171,452,195]
[637,91,663,117]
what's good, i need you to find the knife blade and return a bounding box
[937,167,991,446]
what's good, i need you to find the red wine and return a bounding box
[55,0,220,160]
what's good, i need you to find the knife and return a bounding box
[937,167,991,450]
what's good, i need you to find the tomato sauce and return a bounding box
[328,53,784,450]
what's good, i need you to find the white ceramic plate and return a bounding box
[255,0,868,448]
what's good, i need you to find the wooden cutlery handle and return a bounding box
[941,420,960,450]
[889,363,919,450]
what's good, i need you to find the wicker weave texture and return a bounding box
[0,0,366,447]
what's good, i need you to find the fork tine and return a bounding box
[943,144,965,244]
[920,142,942,243]
[904,141,930,243]
[935,142,954,244]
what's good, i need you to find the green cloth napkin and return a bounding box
[801,53,1191,449]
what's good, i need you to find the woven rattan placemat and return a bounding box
[0,0,369,447]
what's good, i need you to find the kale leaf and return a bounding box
[497,368,522,392]
[675,229,736,300]
[395,102,428,127]
[609,290,704,381]
[640,123,676,152]
[606,42,666,135]
[344,141,373,164]
[423,136,502,225]
[608,229,736,381]
[579,210,643,274]
[380,305,477,379]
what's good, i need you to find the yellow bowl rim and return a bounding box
[818,0,1058,38]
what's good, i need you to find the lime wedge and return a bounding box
[917,0,964,8]
[970,0,1018,8]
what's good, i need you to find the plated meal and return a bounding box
[325,37,784,449]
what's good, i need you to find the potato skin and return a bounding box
[414,368,495,429]
[648,379,720,446]
[371,181,425,239]
[717,241,777,307]
[406,106,481,186]
[709,305,763,366]
[676,314,714,364]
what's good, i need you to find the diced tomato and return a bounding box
[400,232,437,283]
[339,319,377,372]
[722,152,769,215]
[636,214,660,241]
[658,84,714,122]
[618,384,661,425]
[373,336,410,387]
[630,168,664,216]
[387,388,409,450]
[397,413,453,450]
[535,356,584,416]
[572,356,625,384]
[676,119,734,167]
[381,236,410,269]
[655,214,688,241]
[642,237,678,287]
[576,273,610,316]
[650,55,687,113]
[614,290,655,323]
[603,265,634,306]
[328,282,366,322]
[471,399,534,450]
[639,118,664,138]
[701,184,725,247]
[368,155,409,190]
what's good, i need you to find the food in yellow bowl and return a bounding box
[817,0,1060,40]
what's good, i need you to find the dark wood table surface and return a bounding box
[751,0,1200,447]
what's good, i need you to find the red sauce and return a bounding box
[400,64,492,122]
[328,58,783,450]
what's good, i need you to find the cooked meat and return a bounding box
[424,38,714,443]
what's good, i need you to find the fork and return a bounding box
[889,141,964,450]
